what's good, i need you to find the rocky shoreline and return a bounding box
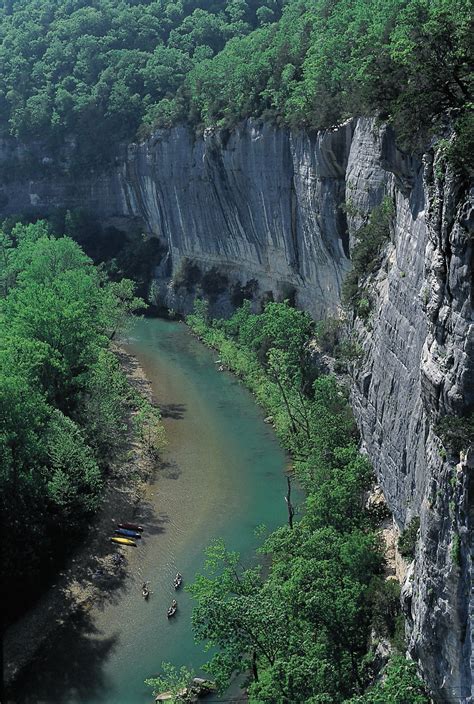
[3,345,160,691]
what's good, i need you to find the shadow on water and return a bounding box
[159,403,187,420]
[157,458,181,481]
[7,611,119,704]
[138,501,170,537]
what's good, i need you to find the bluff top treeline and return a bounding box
[0,0,283,161]
[0,0,471,161]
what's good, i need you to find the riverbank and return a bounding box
[3,345,159,690]
[8,317,288,704]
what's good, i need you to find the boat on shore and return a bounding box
[115,528,142,539]
[110,536,137,547]
[118,522,144,532]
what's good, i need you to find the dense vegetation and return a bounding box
[150,299,429,703]
[342,197,395,316]
[0,220,162,616]
[1,0,471,166]
[0,0,282,166]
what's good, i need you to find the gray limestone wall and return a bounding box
[347,121,474,703]
[1,118,473,702]
[0,121,353,318]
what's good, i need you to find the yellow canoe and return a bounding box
[111,536,136,547]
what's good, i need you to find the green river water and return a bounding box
[13,318,289,704]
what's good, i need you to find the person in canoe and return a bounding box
[173,573,183,589]
[142,583,150,599]
[167,599,177,617]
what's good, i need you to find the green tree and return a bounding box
[145,662,196,703]
[346,656,429,703]
[0,220,152,618]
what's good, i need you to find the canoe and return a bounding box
[167,600,177,617]
[118,522,144,532]
[114,528,141,539]
[110,536,136,547]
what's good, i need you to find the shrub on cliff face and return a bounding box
[346,656,429,704]
[342,197,395,311]
[370,578,403,644]
[398,517,420,559]
[314,317,343,354]
[435,412,474,457]
[230,278,259,307]
[201,266,229,298]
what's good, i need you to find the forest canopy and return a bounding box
[0,220,156,615]
[0,0,471,160]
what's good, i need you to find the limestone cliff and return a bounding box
[347,120,473,704]
[0,122,352,318]
[1,118,472,702]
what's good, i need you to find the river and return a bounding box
[11,318,288,704]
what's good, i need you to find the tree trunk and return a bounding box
[285,475,295,530]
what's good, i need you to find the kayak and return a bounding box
[115,528,141,539]
[118,522,144,532]
[111,536,137,547]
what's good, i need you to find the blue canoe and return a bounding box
[114,527,142,539]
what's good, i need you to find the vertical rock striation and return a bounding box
[348,120,473,703]
[0,118,472,701]
[116,121,352,316]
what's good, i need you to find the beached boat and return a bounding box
[114,528,141,539]
[118,522,144,532]
[110,536,137,547]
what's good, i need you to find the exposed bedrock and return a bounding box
[0,121,355,317]
[1,118,473,702]
[348,124,473,703]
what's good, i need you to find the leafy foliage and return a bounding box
[1,0,471,166]
[342,197,395,312]
[398,517,420,559]
[0,221,159,616]
[0,0,283,164]
[145,663,196,703]
[346,656,429,703]
[435,412,474,457]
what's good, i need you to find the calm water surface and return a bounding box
[13,318,289,704]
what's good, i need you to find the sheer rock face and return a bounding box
[0,121,353,318]
[348,121,473,703]
[116,121,353,317]
[1,118,473,701]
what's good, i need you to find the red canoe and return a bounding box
[118,522,144,532]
